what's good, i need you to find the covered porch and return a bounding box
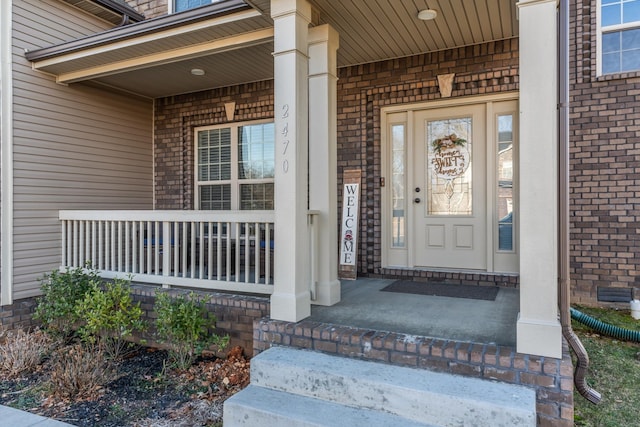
[27,0,563,359]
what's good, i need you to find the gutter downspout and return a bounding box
[558,0,601,404]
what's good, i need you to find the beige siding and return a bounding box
[12,0,153,299]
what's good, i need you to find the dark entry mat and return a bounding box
[381,280,499,301]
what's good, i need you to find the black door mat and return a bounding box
[381,280,499,301]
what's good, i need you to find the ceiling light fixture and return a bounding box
[191,68,205,76]
[417,9,437,21]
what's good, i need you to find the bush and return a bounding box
[154,291,229,370]
[0,328,53,378]
[75,277,146,360]
[34,266,98,339]
[47,343,116,401]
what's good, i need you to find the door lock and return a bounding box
[415,187,421,193]
[414,198,421,204]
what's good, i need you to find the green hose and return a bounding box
[570,307,640,342]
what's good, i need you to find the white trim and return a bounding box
[0,0,13,306]
[380,93,519,273]
[381,92,518,115]
[55,28,273,84]
[596,0,640,76]
[152,99,156,209]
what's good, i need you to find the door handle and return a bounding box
[415,187,421,193]
[414,198,421,204]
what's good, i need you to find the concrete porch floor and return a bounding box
[309,277,519,347]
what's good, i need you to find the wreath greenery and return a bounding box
[431,133,467,154]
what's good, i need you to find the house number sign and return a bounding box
[280,104,290,173]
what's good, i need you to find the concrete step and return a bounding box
[235,347,536,427]
[224,385,437,427]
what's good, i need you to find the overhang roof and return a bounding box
[61,0,146,25]
[26,0,518,98]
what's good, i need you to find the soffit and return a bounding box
[28,0,518,98]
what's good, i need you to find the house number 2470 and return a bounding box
[281,104,290,173]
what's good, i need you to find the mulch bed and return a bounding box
[0,345,249,426]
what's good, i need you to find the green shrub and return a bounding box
[154,291,229,370]
[75,277,146,360]
[34,266,98,339]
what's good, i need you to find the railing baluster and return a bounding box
[72,220,78,267]
[253,222,258,284]
[91,221,96,268]
[265,222,271,285]
[191,222,196,279]
[175,221,181,277]
[208,222,213,280]
[131,221,137,274]
[78,221,84,267]
[154,221,160,275]
[110,221,116,271]
[199,222,204,279]
[243,223,249,283]
[61,220,67,268]
[118,221,123,272]
[163,221,171,277]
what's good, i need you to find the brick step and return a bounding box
[224,347,536,427]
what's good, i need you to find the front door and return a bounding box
[413,104,486,269]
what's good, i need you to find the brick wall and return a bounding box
[154,40,518,286]
[0,298,38,331]
[254,318,574,427]
[130,284,269,355]
[126,0,168,19]
[569,0,640,305]
[336,39,519,278]
[154,81,274,209]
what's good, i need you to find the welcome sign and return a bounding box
[339,170,361,280]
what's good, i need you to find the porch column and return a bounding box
[308,24,340,306]
[270,0,312,322]
[516,0,562,358]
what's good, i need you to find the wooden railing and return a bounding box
[59,210,275,295]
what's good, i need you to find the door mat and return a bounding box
[381,280,499,301]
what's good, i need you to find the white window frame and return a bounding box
[597,0,640,76]
[194,119,274,211]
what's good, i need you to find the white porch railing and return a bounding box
[59,210,275,295]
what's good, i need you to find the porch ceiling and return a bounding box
[26,0,518,98]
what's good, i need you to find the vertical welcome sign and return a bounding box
[339,170,361,280]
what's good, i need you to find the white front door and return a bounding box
[413,104,487,269]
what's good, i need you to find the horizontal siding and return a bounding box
[12,0,154,298]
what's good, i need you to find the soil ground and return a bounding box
[0,344,249,427]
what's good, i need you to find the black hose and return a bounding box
[570,307,640,342]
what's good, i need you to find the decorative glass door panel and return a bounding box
[426,118,473,216]
[413,105,486,270]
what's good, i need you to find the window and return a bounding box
[173,0,221,13]
[600,0,640,74]
[196,122,274,210]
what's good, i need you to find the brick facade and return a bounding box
[254,318,574,427]
[154,39,519,288]
[569,0,640,305]
[0,298,38,331]
[125,0,168,19]
[154,81,274,209]
[130,284,269,355]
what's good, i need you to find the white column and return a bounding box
[308,24,340,306]
[270,0,312,322]
[0,0,14,306]
[516,0,562,358]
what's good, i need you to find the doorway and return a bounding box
[382,96,518,273]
